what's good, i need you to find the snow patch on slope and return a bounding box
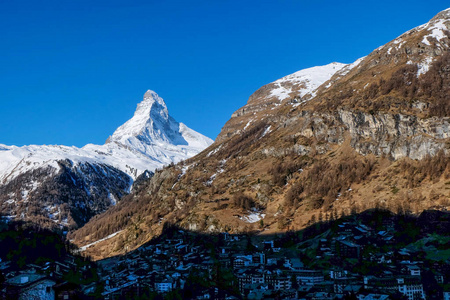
[417,56,435,76]
[335,57,366,77]
[269,85,292,101]
[421,9,450,46]
[261,126,271,138]
[77,230,124,252]
[239,209,266,223]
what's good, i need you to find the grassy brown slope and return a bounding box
[314,51,450,117]
[70,13,450,260]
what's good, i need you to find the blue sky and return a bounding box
[0,0,448,147]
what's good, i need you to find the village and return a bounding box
[1,209,449,299]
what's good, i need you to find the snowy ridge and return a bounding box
[0,143,151,185]
[0,90,213,184]
[333,57,366,78]
[377,7,449,77]
[269,62,347,101]
[420,8,450,46]
[381,7,449,51]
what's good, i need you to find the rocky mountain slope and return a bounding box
[0,91,213,229]
[71,9,449,260]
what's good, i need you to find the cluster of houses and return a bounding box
[98,236,219,299]
[92,217,449,300]
[0,214,449,299]
[0,255,96,299]
[302,219,447,300]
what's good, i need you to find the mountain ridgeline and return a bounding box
[70,9,450,260]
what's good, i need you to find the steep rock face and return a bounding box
[278,110,449,160]
[336,111,449,159]
[0,90,213,229]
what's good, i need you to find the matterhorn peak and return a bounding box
[140,90,168,115]
[0,89,213,229]
[109,90,213,158]
[110,90,172,145]
[132,90,169,128]
[144,89,160,100]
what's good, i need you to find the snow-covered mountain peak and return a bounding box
[140,90,169,119]
[267,62,347,101]
[111,90,172,144]
[107,90,213,166]
[276,62,346,88]
[144,89,162,101]
[414,8,450,42]
[360,7,450,78]
[385,7,449,49]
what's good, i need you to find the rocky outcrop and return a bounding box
[279,109,449,160]
[337,110,449,159]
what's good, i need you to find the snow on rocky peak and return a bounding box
[415,8,450,74]
[110,90,212,150]
[269,62,347,101]
[381,7,450,51]
[111,90,174,145]
[420,7,450,45]
[373,7,450,77]
[104,90,213,171]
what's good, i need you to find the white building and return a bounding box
[397,278,425,300]
[443,291,450,300]
[154,279,173,293]
[296,270,324,286]
[5,273,56,300]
